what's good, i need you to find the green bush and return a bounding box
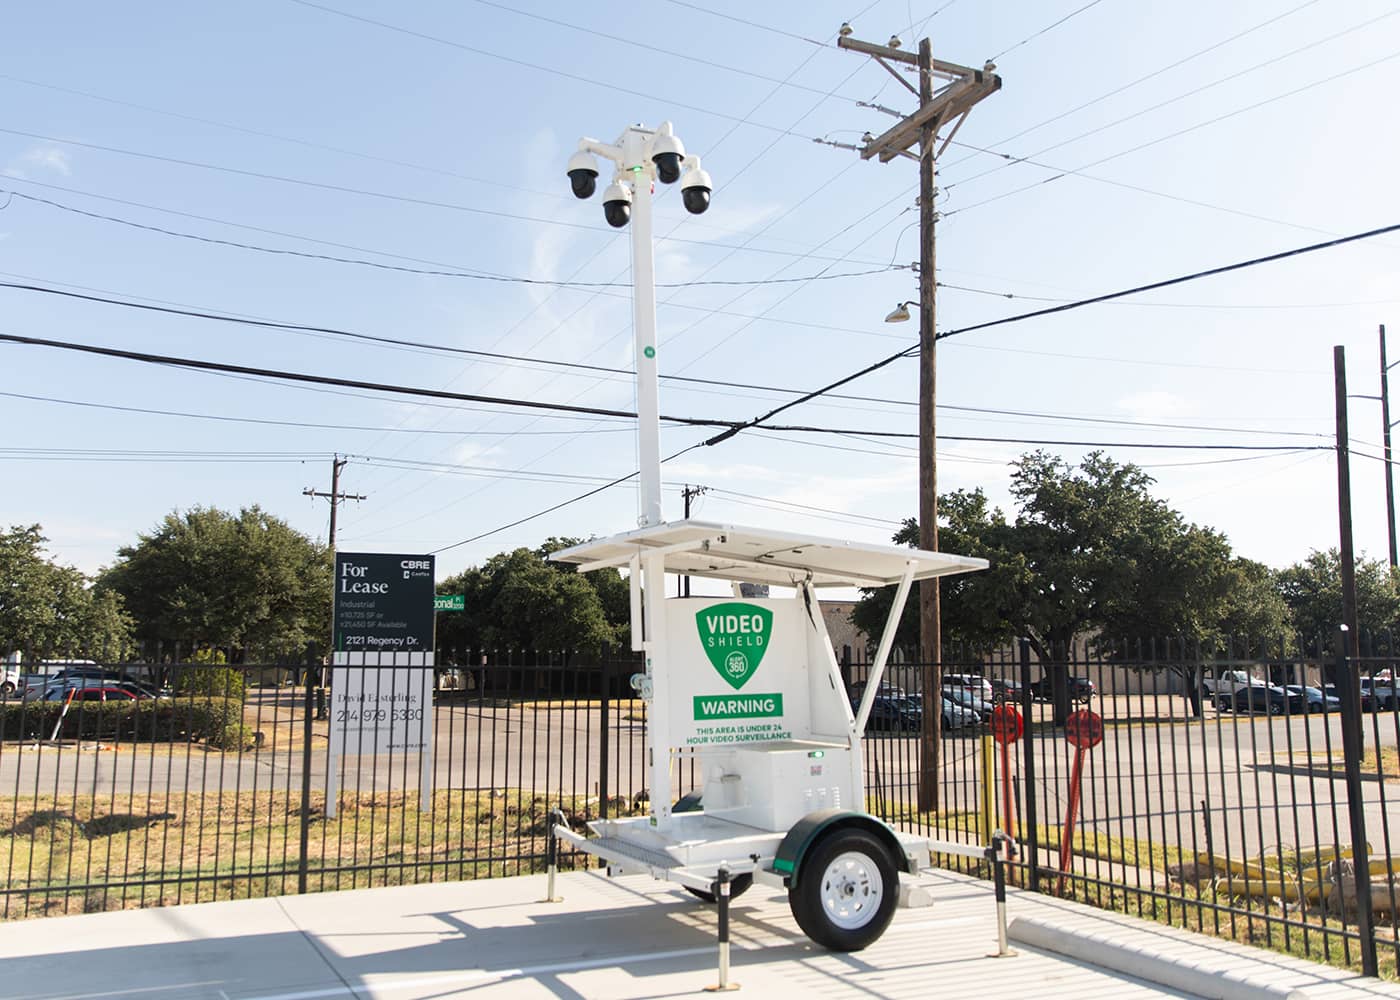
[172,662,247,702]
[0,696,247,748]
[206,722,256,751]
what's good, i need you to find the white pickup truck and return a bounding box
[1201,669,1269,699]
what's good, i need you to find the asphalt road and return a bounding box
[3,693,1396,871]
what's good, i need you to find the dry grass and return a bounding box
[0,789,640,921]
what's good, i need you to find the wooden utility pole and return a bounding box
[304,454,366,551]
[1333,344,1378,976]
[837,25,1000,812]
[680,484,707,596]
[303,454,365,717]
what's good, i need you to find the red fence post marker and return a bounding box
[1056,709,1103,896]
[988,704,1023,845]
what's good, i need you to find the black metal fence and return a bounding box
[846,635,1400,978]
[1,638,1397,978]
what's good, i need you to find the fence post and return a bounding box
[297,649,315,895]
[1018,638,1039,893]
[599,651,611,821]
[1336,642,1378,975]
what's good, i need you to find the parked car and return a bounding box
[944,674,994,701]
[1360,676,1398,712]
[1215,684,1303,716]
[1,651,20,696]
[41,685,146,703]
[1284,685,1340,713]
[1030,675,1095,703]
[864,695,921,732]
[22,665,133,701]
[1201,669,1268,699]
[944,686,993,718]
[989,677,1022,702]
[855,689,978,733]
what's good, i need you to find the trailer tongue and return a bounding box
[548,521,1001,955]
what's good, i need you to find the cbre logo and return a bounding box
[695,602,773,691]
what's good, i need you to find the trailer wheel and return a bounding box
[685,873,753,904]
[788,828,897,951]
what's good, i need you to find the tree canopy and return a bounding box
[98,506,332,656]
[1276,548,1400,648]
[434,539,627,652]
[852,452,1291,659]
[0,524,132,659]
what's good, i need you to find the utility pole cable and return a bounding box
[837,24,1000,812]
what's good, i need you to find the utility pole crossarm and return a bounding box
[860,74,1001,162]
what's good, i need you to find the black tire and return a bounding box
[686,874,754,904]
[1217,697,1232,713]
[788,828,898,951]
[1267,701,1282,716]
[0,681,13,697]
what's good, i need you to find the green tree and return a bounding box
[1276,548,1400,649]
[0,525,133,659]
[99,506,332,657]
[853,452,1283,720]
[850,489,1027,651]
[435,545,619,652]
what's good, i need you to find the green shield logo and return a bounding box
[695,602,773,690]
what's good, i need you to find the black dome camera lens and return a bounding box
[653,152,682,184]
[681,186,711,215]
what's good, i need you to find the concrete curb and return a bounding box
[1008,915,1320,1000]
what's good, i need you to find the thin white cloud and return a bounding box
[4,145,71,179]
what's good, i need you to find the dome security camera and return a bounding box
[566,150,599,199]
[679,157,712,216]
[601,178,633,228]
[651,131,686,185]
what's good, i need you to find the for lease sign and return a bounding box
[333,553,435,652]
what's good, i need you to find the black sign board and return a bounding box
[333,552,436,653]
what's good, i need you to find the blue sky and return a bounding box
[2,0,1399,587]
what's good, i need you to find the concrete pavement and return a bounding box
[0,866,1397,999]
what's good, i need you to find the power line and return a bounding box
[0,390,637,435]
[948,0,1323,162]
[0,274,1342,435]
[0,178,909,341]
[954,7,1400,194]
[3,188,906,288]
[289,0,821,134]
[989,0,1109,62]
[0,331,739,429]
[465,0,852,98]
[343,16,883,516]
[944,46,1400,219]
[933,221,1400,344]
[701,219,1400,447]
[427,440,706,554]
[0,126,893,266]
[657,0,827,47]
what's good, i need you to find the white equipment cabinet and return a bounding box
[549,521,990,953]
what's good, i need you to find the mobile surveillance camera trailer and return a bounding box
[551,121,1011,977]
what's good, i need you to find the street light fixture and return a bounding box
[566,120,712,527]
[884,301,915,323]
